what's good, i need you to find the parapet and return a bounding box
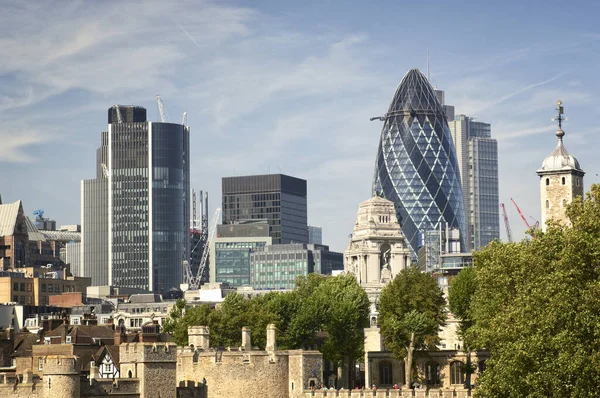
[303,387,472,397]
[42,355,80,375]
[120,342,177,363]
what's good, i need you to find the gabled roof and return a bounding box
[45,324,115,344]
[25,216,46,242]
[0,200,22,236]
[94,345,120,368]
[11,333,39,358]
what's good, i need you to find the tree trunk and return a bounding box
[405,332,415,387]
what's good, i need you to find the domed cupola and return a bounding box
[537,100,585,232]
[537,101,582,173]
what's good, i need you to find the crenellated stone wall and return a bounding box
[303,388,472,398]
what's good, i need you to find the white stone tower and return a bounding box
[536,100,584,231]
[344,196,411,303]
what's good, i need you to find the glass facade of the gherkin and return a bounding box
[373,68,466,258]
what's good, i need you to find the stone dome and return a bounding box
[538,129,582,172]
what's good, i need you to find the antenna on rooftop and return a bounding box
[427,50,430,81]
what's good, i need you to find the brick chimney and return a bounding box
[241,327,251,351]
[114,325,126,345]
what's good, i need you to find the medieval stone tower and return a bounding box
[537,100,584,231]
[344,196,411,304]
[42,355,80,398]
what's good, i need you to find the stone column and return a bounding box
[266,324,277,352]
[241,327,251,351]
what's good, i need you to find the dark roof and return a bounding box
[45,324,115,344]
[94,345,120,368]
[11,333,39,358]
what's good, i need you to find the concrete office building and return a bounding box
[448,115,499,250]
[81,106,190,293]
[372,69,467,258]
[222,174,308,244]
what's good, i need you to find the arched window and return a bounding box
[546,178,550,186]
[450,361,464,385]
[546,200,550,209]
[425,362,440,386]
[379,361,393,385]
[576,177,580,186]
[562,177,566,185]
[128,370,133,378]
[478,360,486,374]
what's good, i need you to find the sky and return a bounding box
[1,0,599,252]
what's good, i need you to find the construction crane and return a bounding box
[182,112,187,126]
[510,198,540,230]
[114,105,123,123]
[156,95,167,122]
[501,203,513,243]
[183,208,221,290]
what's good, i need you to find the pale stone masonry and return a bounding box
[537,101,584,231]
[344,196,411,304]
[178,324,323,398]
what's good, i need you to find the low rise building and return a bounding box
[113,294,176,331]
[250,243,343,290]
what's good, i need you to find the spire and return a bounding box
[552,99,566,140]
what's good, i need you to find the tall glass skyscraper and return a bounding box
[372,69,466,258]
[81,106,189,292]
[448,115,499,250]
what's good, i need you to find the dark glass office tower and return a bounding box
[372,69,466,258]
[82,105,189,292]
[222,174,308,244]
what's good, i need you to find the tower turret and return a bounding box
[536,100,584,231]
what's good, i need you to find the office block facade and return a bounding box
[307,225,322,245]
[372,69,467,258]
[81,106,189,293]
[250,243,343,290]
[448,115,499,250]
[222,174,308,244]
[209,222,272,287]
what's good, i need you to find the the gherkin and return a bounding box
[373,68,466,258]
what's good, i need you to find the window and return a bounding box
[38,357,44,371]
[425,362,440,385]
[379,361,393,385]
[104,364,111,373]
[13,283,18,291]
[66,336,72,344]
[450,361,465,385]
[20,283,25,291]
[27,283,31,292]
[41,284,46,292]
[44,337,51,345]
[546,178,550,186]
[562,177,566,185]
[546,200,550,209]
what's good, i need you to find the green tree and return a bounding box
[448,266,478,388]
[311,273,370,388]
[470,185,600,398]
[378,266,446,386]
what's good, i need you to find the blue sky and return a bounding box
[1,0,599,252]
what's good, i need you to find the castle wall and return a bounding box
[288,350,323,398]
[178,350,290,398]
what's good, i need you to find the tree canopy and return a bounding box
[469,184,600,398]
[163,273,369,388]
[378,266,446,385]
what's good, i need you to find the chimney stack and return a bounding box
[266,324,277,352]
[241,327,251,351]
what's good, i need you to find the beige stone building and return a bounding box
[344,196,411,304]
[537,101,584,231]
[178,324,323,398]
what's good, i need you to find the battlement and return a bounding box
[303,388,472,397]
[120,342,177,363]
[42,355,80,375]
